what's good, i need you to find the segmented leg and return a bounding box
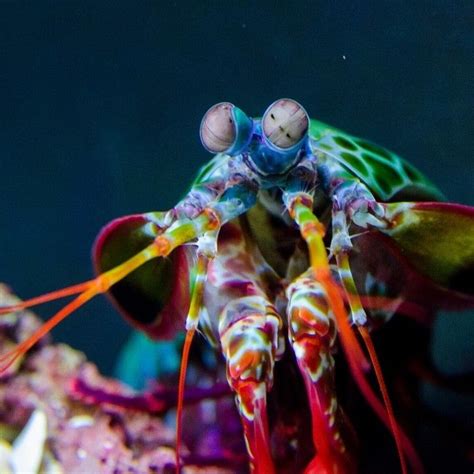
[331,209,368,326]
[329,180,388,326]
[287,269,353,474]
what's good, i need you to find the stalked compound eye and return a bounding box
[200,102,236,153]
[200,102,253,155]
[262,98,309,149]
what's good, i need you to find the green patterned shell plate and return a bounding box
[309,120,444,202]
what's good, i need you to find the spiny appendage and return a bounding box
[286,270,352,472]
[219,295,283,474]
[330,208,365,323]
[0,208,222,373]
[330,194,409,324]
[331,193,384,326]
[329,179,386,230]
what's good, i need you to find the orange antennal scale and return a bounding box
[319,271,422,472]
[323,275,370,370]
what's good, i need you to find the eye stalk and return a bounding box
[262,99,309,150]
[200,102,253,155]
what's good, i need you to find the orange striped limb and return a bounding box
[0,209,221,373]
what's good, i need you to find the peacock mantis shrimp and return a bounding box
[1,99,473,473]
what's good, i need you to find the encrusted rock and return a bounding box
[0,284,235,474]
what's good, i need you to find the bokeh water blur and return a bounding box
[0,3,472,471]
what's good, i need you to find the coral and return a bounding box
[0,284,234,474]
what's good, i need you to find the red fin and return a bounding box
[352,230,474,316]
[383,202,474,298]
[93,213,192,339]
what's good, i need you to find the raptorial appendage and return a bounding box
[287,270,353,473]
[220,297,281,474]
[199,220,285,474]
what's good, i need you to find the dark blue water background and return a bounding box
[0,3,472,470]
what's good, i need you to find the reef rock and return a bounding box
[0,284,233,474]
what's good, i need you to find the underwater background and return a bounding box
[0,2,472,471]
